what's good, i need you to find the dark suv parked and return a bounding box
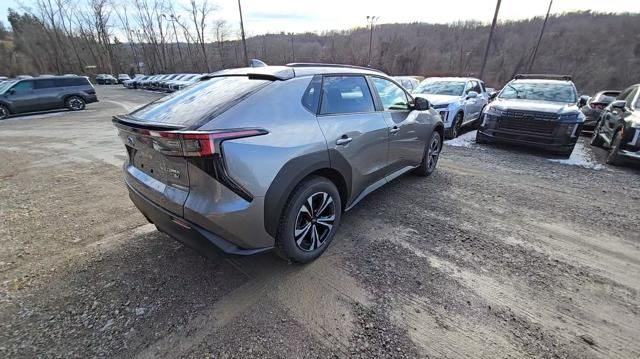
[0,76,97,119]
[476,74,585,157]
[590,84,640,165]
[114,63,443,263]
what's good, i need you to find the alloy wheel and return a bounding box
[427,134,441,171]
[0,106,7,120]
[68,98,83,110]
[294,192,336,252]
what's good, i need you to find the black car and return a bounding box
[580,90,621,132]
[590,84,640,165]
[0,76,98,120]
[476,74,585,157]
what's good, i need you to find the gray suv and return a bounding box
[114,64,444,263]
[0,76,97,120]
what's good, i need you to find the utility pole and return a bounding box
[290,33,295,62]
[479,0,501,79]
[366,16,378,67]
[528,0,553,73]
[238,0,249,65]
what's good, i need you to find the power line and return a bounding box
[528,0,553,73]
[479,0,501,79]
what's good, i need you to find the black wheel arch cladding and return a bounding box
[264,150,352,238]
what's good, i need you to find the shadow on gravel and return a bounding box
[0,230,259,358]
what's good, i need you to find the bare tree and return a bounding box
[214,19,228,68]
[187,0,215,71]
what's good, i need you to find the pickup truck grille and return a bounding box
[497,111,559,134]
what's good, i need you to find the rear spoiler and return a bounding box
[201,66,295,81]
[112,115,185,131]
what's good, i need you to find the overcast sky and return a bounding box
[2,0,639,36]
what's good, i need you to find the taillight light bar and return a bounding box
[148,128,268,157]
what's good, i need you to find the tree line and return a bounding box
[0,1,638,94]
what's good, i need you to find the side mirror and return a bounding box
[610,100,626,110]
[413,97,430,111]
[466,91,478,99]
[489,91,498,100]
[7,88,15,95]
[578,95,589,107]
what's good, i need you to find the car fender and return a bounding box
[263,150,352,238]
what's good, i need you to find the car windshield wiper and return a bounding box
[506,84,522,99]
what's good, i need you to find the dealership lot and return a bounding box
[1,86,639,358]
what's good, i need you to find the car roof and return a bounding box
[208,64,387,81]
[423,77,478,82]
[510,79,574,84]
[21,75,89,80]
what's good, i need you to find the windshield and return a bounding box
[499,82,577,103]
[0,80,17,93]
[414,80,465,96]
[128,76,270,127]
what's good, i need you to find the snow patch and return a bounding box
[548,142,604,170]
[445,130,477,148]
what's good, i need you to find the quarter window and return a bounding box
[319,76,375,115]
[34,79,56,89]
[371,77,410,111]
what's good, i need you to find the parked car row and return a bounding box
[590,84,640,165]
[122,73,208,92]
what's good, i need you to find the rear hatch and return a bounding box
[113,75,274,217]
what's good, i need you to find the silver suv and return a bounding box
[412,77,489,139]
[114,64,444,263]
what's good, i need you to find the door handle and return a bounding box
[336,136,352,146]
[390,126,400,134]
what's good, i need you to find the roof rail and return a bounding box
[286,63,385,74]
[514,74,572,81]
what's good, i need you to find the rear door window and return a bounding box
[129,76,270,127]
[319,76,375,115]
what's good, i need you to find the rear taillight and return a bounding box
[149,128,268,157]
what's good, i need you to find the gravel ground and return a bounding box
[0,86,638,358]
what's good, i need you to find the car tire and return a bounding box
[65,96,86,111]
[606,131,623,166]
[414,131,442,177]
[275,176,342,264]
[475,130,489,144]
[0,105,10,120]
[590,121,605,147]
[446,113,463,139]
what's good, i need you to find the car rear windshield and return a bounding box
[414,80,465,96]
[592,92,619,104]
[127,76,270,127]
[499,82,577,103]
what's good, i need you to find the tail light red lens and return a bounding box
[149,129,268,157]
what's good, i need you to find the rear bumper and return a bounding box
[85,94,99,104]
[127,182,273,256]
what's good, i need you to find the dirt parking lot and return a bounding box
[1,86,639,358]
